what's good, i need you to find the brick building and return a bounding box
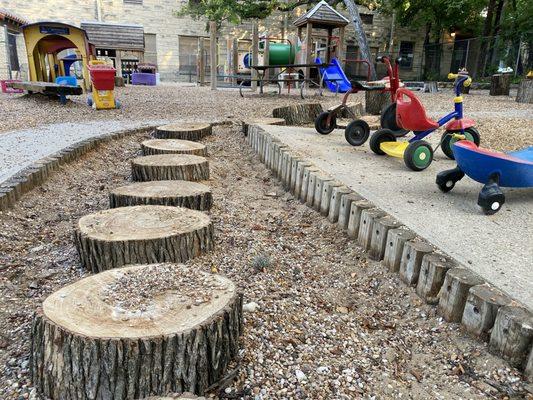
[0,0,453,83]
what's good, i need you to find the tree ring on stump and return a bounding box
[75,205,213,272]
[154,123,212,141]
[109,180,213,210]
[132,154,209,182]
[142,139,208,157]
[31,263,243,399]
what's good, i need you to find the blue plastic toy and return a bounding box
[315,57,351,93]
[436,140,533,214]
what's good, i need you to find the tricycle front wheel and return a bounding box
[441,127,480,159]
[404,140,434,171]
[315,111,336,135]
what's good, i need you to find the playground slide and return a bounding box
[316,57,352,93]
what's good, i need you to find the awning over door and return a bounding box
[81,21,144,51]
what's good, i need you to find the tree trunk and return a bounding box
[75,205,214,272]
[475,0,497,78]
[131,154,210,182]
[109,181,213,210]
[488,0,506,66]
[142,139,208,157]
[272,103,323,125]
[516,79,533,103]
[31,263,243,400]
[342,0,377,80]
[490,74,510,96]
[154,123,212,141]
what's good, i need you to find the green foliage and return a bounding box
[378,0,485,39]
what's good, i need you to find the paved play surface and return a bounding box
[0,120,167,185]
[262,124,533,309]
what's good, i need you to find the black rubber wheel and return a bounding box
[478,181,505,215]
[315,111,336,135]
[380,102,408,137]
[441,127,481,159]
[436,167,465,192]
[369,129,396,155]
[345,120,370,146]
[403,140,434,171]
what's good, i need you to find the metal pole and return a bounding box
[251,22,258,92]
[464,39,470,70]
[209,21,217,90]
[514,36,521,77]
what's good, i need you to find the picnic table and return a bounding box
[7,81,83,105]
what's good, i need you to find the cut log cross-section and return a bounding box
[75,205,214,272]
[132,154,209,182]
[31,263,243,400]
[154,123,212,141]
[109,181,213,210]
[142,139,208,157]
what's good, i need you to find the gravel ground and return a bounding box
[0,84,531,152]
[0,126,531,399]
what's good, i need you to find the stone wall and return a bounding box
[0,25,7,80]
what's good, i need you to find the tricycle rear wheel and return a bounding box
[345,120,370,146]
[380,102,408,137]
[441,127,480,159]
[315,112,336,135]
[370,129,396,155]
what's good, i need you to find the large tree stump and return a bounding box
[75,205,213,272]
[132,154,209,182]
[154,123,212,141]
[109,181,212,210]
[242,117,285,136]
[365,84,391,115]
[490,74,511,96]
[516,79,533,104]
[31,263,243,400]
[272,103,323,125]
[142,139,208,157]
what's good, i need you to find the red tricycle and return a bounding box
[369,71,480,171]
[314,56,407,146]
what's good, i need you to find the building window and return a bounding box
[360,14,374,25]
[399,41,414,69]
[124,0,142,4]
[7,33,20,71]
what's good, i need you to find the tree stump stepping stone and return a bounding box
[31,263,243,399]
[75,205,213,272]
[242,117,285,135]
[132,154,209,182]
[272,103,323,125]
[142,139,208,157]
[154,123,212,141]
[109,181,213,210]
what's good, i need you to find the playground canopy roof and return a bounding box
[80,21,145,51]
[293,0,349,29]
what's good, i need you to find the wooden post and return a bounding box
[209,21,217,90]
[326,28,332,62]
[264,36,270,81]
[232,38,239,85]
[198,38,205,85]
[305,23,313,85]
[251,22,259,92]
[338,27,345,63]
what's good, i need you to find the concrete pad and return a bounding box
[261,125,533,309]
